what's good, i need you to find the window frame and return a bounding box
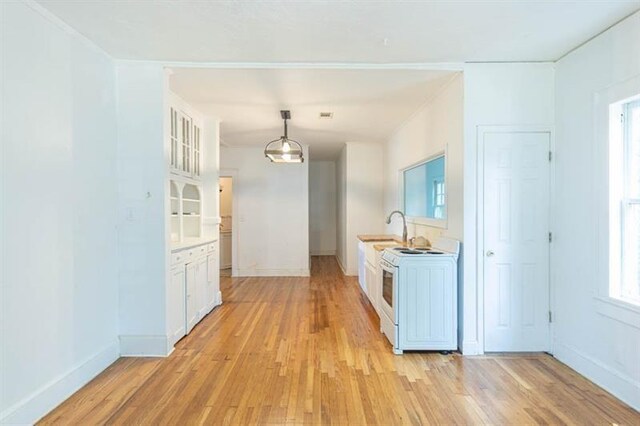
[619,100,640,304]
[398,149,448,229]
[592,79,640,327]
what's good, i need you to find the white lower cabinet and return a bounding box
[365,261,378,313]
[206,248,219,311]
[358,241,366,292]
[195,256,208,319]
[185,262,199,333]
[170,239,222,346]
[362,244,383,317]
[168,266,186,348]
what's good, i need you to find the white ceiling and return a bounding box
[37,1,639,63]
[170,68,458,160]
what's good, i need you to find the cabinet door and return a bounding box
[193,123,201,178]
[365,262,379,315]
[180,112,193,176]
[168,266,186,347]
[365,262,374,304]
[169,107,179,171]
[185,262,198,333]
[196,256,208,320]
[207,250,218,311]
[358,242,366,292]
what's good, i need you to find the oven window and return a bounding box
[382,269,394,307]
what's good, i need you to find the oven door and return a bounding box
[380,260,398,325]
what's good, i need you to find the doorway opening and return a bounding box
[219,176,233,277]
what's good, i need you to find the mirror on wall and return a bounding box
[403,154,446,223]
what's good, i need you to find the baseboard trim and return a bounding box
[236,268,310,277]
[310,250,337,256]
[335,255,347,276]
[119,335,171,357]
[0,340,119,425]
[554,341,640,411]
[461,339,482,355]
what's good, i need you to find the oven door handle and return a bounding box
[381,260,395,272]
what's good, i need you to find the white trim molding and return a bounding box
[310,250,337,256]
[554,342,640,411]
[461,340,481,355]
[119,335,172,357]
[0,341,119,425]
[593,75,640,323]
[335,255,349,276]
[235,268,311,277]
[595,296,640,329]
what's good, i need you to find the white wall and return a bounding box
[220,146,310,276]
[554,11,640,410]
[336,142,385,275]
[383,73,464,347]
[1,2,120,423]
[201,116,222,240]
[116,62,168,356]
[336,147,347,272]
[463,63,555,355]
[309,161,337,255]
[383,73,464,243]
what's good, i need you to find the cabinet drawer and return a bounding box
[197,245,207,256]
[208,242,216,253]
[171,252,185,265]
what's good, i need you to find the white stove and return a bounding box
[379,237,460,354]
[381,237,460,265]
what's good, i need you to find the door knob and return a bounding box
[486,250,495,257]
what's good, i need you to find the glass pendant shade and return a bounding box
[264,110,304,163]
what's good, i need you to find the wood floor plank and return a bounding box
[38,256,639,425]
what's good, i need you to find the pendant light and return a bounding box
[264,110,304,163]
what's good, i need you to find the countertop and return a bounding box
[171,237,218,252]
[373,242,403,251]
[357,234,403,243]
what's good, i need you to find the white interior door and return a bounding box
[483,131,550,352]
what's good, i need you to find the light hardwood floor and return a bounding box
[40,256,639,425]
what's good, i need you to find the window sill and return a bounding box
[406,216,447,229]
[594,296,640,329]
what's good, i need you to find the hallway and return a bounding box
[40,257,639,425]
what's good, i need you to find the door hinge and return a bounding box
[548,151,553,162]
[548,232,553,243]
[548,311,553,323]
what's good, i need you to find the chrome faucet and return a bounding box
[385,210,407,244]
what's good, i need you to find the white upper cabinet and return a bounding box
[193,123,201,178]
[170,107,179,171]
[168,93,202,180]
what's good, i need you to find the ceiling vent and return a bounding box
[319,112,333,119]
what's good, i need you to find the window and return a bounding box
[611,98,640,305]
[403,154,446,223]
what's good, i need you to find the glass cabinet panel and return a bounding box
[193,124,201,177]
[170,108,179,170]
[181,114,192,174]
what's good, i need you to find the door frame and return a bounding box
[220,168,239,277]
[476,125,556,354]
